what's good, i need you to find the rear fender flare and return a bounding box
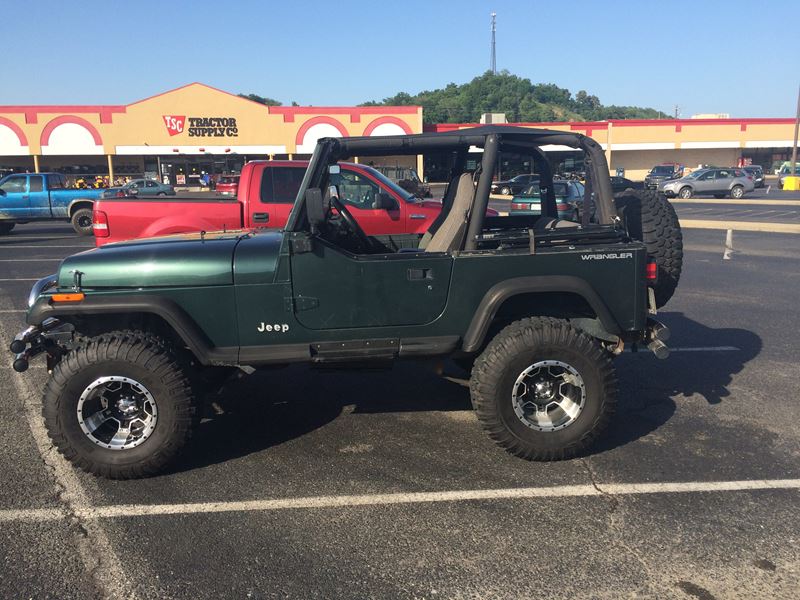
[67,198,96,217]
[461,276,620,353]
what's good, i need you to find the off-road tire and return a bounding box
[43,330,198,479]
[614,189,683,308]
[0,222,15,235]
[70,208,94,236]
[470,317,617,461]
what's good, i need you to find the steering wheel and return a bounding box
[329,196,374,251]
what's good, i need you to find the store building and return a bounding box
[0,82,795,185]
[0,83,423,186]
[426,118,798,181]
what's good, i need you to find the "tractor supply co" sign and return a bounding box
[163,115,239,137]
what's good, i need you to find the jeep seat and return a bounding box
[423,172,475,253]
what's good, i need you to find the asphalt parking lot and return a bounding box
[1,215,800,599]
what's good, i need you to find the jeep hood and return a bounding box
[56,230,272,289]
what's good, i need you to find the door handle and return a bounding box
[252,212,270,223]
[410,214,428,220]
[408,268,433,280]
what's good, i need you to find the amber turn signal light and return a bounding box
[51,293,85,302]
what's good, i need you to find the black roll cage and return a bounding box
[285,125,620,250]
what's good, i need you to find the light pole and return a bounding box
[788,84,800,190]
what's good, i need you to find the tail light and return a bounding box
[115,190,126,197]
[556,202,570,211]
[510,202,532,210]
[93,210,109,237]
[646,260,658,281]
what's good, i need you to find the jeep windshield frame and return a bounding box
[285,125,619,249]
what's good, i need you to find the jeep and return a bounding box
[10,126,683,479]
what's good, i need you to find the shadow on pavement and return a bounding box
[175,312,761,471]
[594,311,762,455]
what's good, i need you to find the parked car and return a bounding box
[215,174,240,196]
[92,161,497,246]
[644,164,682,190]
[11,125,681,478]
[609,176,636,193]
[0,172,103,235]
[778,165,800,189]
[741,166,765,188]
[509,180,584,219]
[101,179,175,199]
[490,173,539,195]
[373,166,431,198]
[660,167,754,199]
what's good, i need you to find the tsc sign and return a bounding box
[162,115,238,137]
[163,115,186,136]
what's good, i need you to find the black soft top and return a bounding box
[329,125,595,158]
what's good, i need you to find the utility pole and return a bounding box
[674,105,680,119]
[490,12,497,74]
[788,83,800,190]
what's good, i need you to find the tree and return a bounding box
[238,93,282,106]
[360,72,670,124]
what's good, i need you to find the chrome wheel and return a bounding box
[511,360,586,431]
[77,376,158,450]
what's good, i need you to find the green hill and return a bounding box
[360,71,671,124]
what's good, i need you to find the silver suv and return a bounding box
[660,167,754,199]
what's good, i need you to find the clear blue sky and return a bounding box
[3,0,797,118]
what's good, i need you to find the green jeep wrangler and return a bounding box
[10,126,682,479]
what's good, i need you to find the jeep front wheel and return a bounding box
[43,331,198,479]
[470,317,617,461]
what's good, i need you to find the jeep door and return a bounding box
[289,241,453,329]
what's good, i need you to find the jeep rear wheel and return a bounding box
[470,318,617,461]
[43,331,198,479]
[614,189,683,308]
[70,208,94,236]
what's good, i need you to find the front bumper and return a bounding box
[9,318,73,372]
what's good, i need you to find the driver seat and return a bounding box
[423,173,475,253]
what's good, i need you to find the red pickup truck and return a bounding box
[93,161,483,246]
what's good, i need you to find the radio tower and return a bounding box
[490,12,497,74]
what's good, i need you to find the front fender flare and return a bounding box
[27,294,236,365]
[461,276,620,353]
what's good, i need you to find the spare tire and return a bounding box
[614,189,682,308]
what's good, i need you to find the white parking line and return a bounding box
[0,309,24,313]
[669,346,739,352]
[10,344,138,597]
[1,478,798,523]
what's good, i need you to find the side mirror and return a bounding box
[305,188,326,233]
[374,192,396,210]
